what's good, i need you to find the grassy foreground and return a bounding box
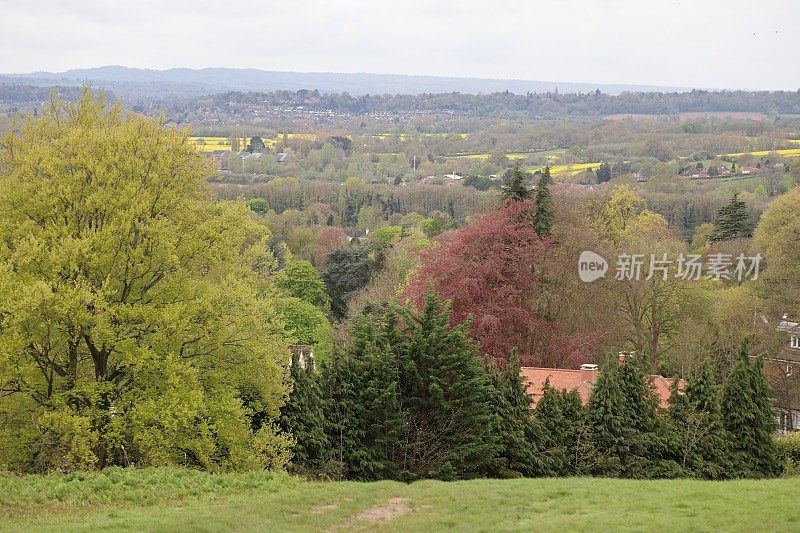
[2,468,800,532]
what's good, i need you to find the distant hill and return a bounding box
[0,66,694,97]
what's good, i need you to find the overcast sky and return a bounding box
[1,0,798,90]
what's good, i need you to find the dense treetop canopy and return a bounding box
[0,90,292,472]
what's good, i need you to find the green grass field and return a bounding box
[2,468,800,532]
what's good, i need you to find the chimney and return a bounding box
[580,363,599,385]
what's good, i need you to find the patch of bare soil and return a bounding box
[312,503,339,515]
[353,498,412,523]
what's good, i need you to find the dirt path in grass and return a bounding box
[353,497,412,523]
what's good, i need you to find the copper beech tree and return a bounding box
[404,199,595,367]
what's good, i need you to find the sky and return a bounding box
[1,0,798,90]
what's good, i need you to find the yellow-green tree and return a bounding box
[754,187,800,317]
[0,90,292,473]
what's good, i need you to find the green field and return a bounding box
[2,468,799,532]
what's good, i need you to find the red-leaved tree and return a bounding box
[404,200,597,367]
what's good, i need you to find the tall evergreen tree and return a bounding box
[667,359,732,479]
[533,166,555,237]
[748,356,782,476]
[322,317,404,480]
[280,352,330,475]
[501,165,532,202]
[488,354,543,478]
[618,354,677,477]
[721,340,781,477]
[587,355,670,477]
[586,359,630,476]
[396,293,501,479]
[710,193,750,242]
[535,381,585,476]
[322,343,368,479]
[324,294,501,481]
[596,161,613,183]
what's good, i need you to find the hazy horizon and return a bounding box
[1,0,799,91]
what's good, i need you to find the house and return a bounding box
[777,314,800,353]
[243,152,264,161]
[520,352,682,409]
[736,313,800,434]
[768,314,800,433]
[289,345,315,370]
[346,228,369,243]
[443,173,464,187]
[275,152,288,163]
[740,165,759,175]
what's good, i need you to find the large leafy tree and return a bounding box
[273,298,333,364]
[753,187,800,315]
[0,91,291,472]
[404,200,584,366]
[274,260,331,310]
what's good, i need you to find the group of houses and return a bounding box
[521,352,680,409]
[204,150,289,171]
[290,319,800,434]
[522,315,800,434]
[418,173,467,186]
[678,164,759,179]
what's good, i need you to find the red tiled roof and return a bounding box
[521,367,594,405]
[521,366,681,408]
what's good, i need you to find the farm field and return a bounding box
[524,161,603,175]
[188,133,317,152]
[722,147,800,158]
[2,468,800,532]
[187,136,248,152]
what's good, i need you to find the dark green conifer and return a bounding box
[721,340,781,477]
[586,359,630,476]
[533,166,555,237]
[535,380,585,476]
[587,354,668,477]
[397,293,500,480]
[488,354,542,478]
[501,165,532,202]
[280,351,330,475]
[710,193,750,242]
[667,359,732,479]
